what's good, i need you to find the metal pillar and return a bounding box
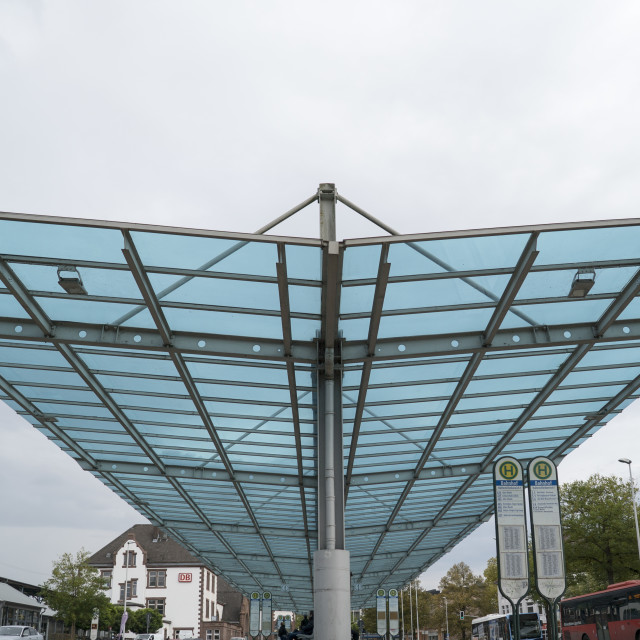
[314,183,351,640]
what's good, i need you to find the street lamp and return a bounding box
[443,597,449,640]
[618,458,640,565]
[123,540,135,607]
[120,539,135,638]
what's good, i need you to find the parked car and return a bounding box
[135,635,155,640]
[0,627,44,640]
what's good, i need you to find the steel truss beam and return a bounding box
[353,234,540,581]
[74,459,482,487]
[345,245,390,499]
[150,510,485,538]
[122,231,290,589]
[277,242,313,577]
[3,314,640,365]
[0,254,280,598]
[354,263,640,590]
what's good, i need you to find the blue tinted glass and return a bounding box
[504,299,610,328]
[0,293,30,318]
[387,233,530,276]
[0,220,126,263]
[285,245,322,281]
[130,231,280,276]
[537,226,640,264]
[376,308,493,340]
[163,307,283,339]
[151,273,281,311]
[382,275,509,312]
[11,263,142,299]
[343,245,382,280]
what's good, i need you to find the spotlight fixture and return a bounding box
[57,266,87,295]
[569,268,595,298]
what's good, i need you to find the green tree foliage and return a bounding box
[99,603,122,634]
[439,563,491,640]
[482,557,498,613]
[40,550,110,638]
[128,608,163,634]
[560,474,639,593]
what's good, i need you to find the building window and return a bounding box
[119,580,138,601]
[101,570,112,588]
[206,632,212,640]
[123,550,136,567]
[206,600,209,619]
[147,598,166,615]
[148,570,167,588]
[207,572,210,591]
[214,631,220,640]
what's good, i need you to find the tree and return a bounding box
[560,474,639,594]
[439,563,491,640]
[40,550,110,638]
[128,608,164,634]
[481,557,498,613]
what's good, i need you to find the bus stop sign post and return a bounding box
[527,457,566,640]
[493,457,530,640]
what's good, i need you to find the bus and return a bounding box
[560,580,640,640]
[472,613,543,640]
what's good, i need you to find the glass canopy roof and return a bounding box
[1,194,640,611]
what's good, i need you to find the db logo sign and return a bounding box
[178,573,192,582]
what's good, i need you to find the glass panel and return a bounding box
[382,275,509,312]
[10,263,142,299]
[375,307,494,340]
[0,293,30,318]
[149,273,281,311]
[387,234,530,276]
[0,220,126,262]
[162,307,283,339]
[536,226,640,264]
[284,245,322,281]
[515,267,638,301]
[130,231,280,276]
[35,296,153,326]
[504,299,611,327]
[342,245,382,280]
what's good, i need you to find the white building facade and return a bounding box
[90,525,236,640]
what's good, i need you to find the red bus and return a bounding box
[560,581,640,640]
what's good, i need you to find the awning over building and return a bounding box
[2,189,640,610]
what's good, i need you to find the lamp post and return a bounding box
[619,458,640,565]
[121,540,135,637]
[443,597,449,640]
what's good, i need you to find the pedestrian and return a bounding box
[278,622,287,640]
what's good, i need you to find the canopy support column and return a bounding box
[314,183,350,640]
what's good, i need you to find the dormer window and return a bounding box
[123,550,136,567]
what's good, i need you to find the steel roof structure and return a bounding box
[2,184,640,612]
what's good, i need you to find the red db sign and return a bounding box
[178,573,192,582]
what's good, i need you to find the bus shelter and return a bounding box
[2,184,640,640]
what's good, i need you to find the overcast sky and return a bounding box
[1,1,640,593]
